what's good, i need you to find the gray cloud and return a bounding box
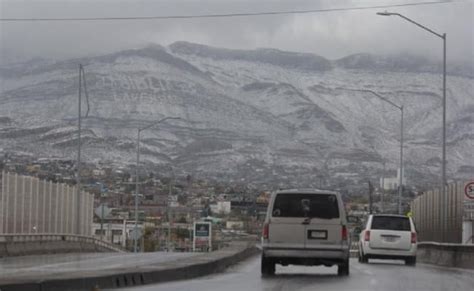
[0,0,472,63]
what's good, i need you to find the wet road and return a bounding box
[116,256,474,291]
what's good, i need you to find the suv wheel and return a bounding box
[337,259,349,276]
[405,256,416,266]
[359,250,368,263]
[261,255,275,276]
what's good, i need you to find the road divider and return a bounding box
[0,241,258,291]
[417,242,474,269]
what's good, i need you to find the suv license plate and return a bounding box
[308,230,327,239]
[384,237,397,242]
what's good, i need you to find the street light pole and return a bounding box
[134,117,181,253]
[377,11,447,239]
[399,105,404,215]
[351,89,404,214]
[381,160,386,212]
[134,129,141,253]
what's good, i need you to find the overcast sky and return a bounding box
[0,0,473,64]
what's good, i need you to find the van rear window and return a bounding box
[371,216,411,231]
[272,193,339,219]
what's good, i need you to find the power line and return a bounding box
[0,1,456,22]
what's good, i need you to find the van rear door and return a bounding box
[303,194,344,248]
[268,194,306,249]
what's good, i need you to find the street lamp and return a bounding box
[134,117,181,253]
[352,89,404,214]
[377,11,447,238]
[76,64,90,235]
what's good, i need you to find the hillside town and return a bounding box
[0,150,419,252]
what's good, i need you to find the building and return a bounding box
[380,168,406,190]
[210,201,231,215]
[92,221,141,247]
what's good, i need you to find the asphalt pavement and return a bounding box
[112,255,474,291]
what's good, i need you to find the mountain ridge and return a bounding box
[0,41,472,191]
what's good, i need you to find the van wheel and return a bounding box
[337,260,349,276]
[405,257,416,266]
[261,256,275,276]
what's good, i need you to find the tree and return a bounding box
[143,226,157,252]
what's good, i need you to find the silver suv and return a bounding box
[261,189,350,276]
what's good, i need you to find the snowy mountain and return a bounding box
[0,42,472,190]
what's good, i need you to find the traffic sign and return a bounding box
[130,228,142,240]
[94,205,112,219]
[465,181,474,200]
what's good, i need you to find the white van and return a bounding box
[358,214,417,265]
[261,189,350,276]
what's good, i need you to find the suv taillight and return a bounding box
[364,230,371,241]
[411,232,417,244]
[262,222,269,239]
[342,225,348,241]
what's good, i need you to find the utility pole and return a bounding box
[76,64,90,235]
[399,106,404,215]
[76,64,82,235]
[167,166,174,252]
[368,180,374,214]
[134,129,140,253]
[381,161,386,213]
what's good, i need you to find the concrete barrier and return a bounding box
[0,241,258,291]
[417,242,474,269]
[0,234,124,257]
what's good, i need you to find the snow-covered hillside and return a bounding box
[0,42,472,190]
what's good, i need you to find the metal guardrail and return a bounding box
[0,233,126,253]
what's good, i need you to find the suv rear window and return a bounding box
[371,216,411,231]
[272,193,339,219]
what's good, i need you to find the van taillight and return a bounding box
[411,232,417,244]
[364,230,371,241]
[342,225,348,241]
[263,223,269,239]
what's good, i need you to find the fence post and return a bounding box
[0,171,4,234]
[89,194,94,236]
[35,178,39,233]
[80,190,84,235]
[41,179,46,233]
[48,181,53,233]
[55,182,59,233]
[65,185,70,234]
[5,173,10,233]
[83,190,88,236]
[71,186,76,234]
[13,173,18,233]
[60,183,65,233]
[430,190,434,241]
[19,175,25,233]
[28,176,33,233]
